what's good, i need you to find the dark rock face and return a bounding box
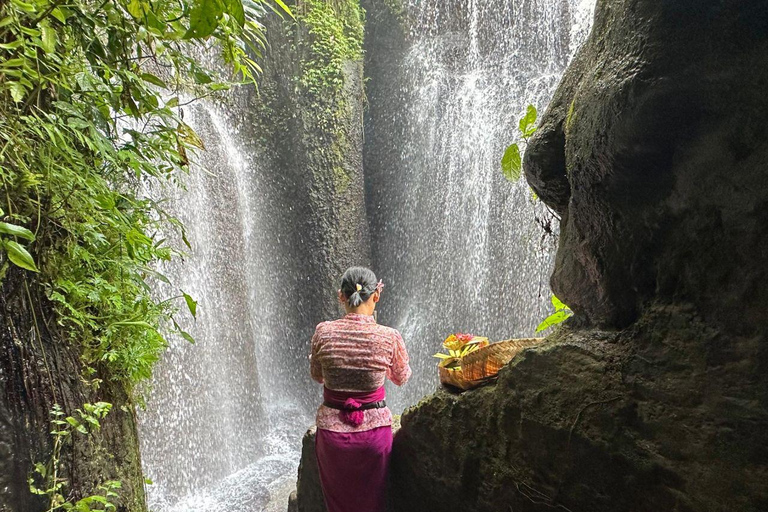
[0,269,147,512]
[296,313,768,512]
[294,427,326,512]
[251,6,371,364]
[393,310,767,512]
[524,0,768,329]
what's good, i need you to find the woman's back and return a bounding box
[310,266,409,512]
[311,313,411,393]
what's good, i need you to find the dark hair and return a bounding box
[340,267,377,308]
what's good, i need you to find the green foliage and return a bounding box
[519,104,538,138]
[382,0,406,21]
[500,144,522,182]
[566,99,576,133]
[0,207,38,272]
[299,0,364,97]
[29,403,119,512]
[294,0,363,193]
[0,0,288,391]
[536,295,573,332]
[501,104,538,183]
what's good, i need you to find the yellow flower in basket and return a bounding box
[443,334,463,351]
[433,333,489,363]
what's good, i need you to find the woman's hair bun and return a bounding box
[340,267,377,307]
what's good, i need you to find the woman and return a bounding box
[309,266,411,512]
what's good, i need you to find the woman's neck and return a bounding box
[344,304,375,317]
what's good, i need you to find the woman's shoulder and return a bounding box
[314,319,334,330]
[374,323,402,340]
[315,317,401,339]
[313,320,334,338]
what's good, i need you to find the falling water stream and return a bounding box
[138,1,595,510]
[367,0,596,411]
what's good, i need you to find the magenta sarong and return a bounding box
[315,387,392,512]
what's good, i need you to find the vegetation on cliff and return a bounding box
[0,1,286,508]
[0,0,288,394]
[294,0,364,192]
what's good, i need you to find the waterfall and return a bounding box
[366,0,596,410]
[138,98,311,510]
[139,0,595,509]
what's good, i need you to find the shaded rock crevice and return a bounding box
[0,268,147,512]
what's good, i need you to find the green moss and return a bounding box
[295,0,364,192]
[566,98,576,134]
[381,0,407,26]
[332,165,352,193]
[299,0,364,96]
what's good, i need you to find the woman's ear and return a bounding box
[337,289,346,304]
[373,291,380,303]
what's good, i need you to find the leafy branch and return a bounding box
[501,104,538,183]
[0,206,38,274]
[28,403,119,512]
[536,295,573,332]
[0,0,289,392]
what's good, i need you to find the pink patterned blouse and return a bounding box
[310,313,411,433]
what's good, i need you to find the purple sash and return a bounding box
[323,386,386,427]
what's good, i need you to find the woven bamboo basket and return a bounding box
[437,358,470,390]
[439,337,545,390]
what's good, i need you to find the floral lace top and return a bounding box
[310,313,411,433]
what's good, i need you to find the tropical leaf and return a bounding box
[551,295,567,310]
[140,73,167,89]
[225,0,245,27]
[9,82,25,103]
[184,0,224,39]
[182,291,197,319]
[178,122,205,150]
[126,0,150,18]
[4,240,38,272]
[0,222,35,240]
[40,21,56,53]
[178,330,195,344]
[501,143,522,182]
[535,310,573,332]
[273,0,293,16]
[519,104,538,138]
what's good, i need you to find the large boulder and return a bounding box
[524,0,768,329]
[392,312,767,512]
